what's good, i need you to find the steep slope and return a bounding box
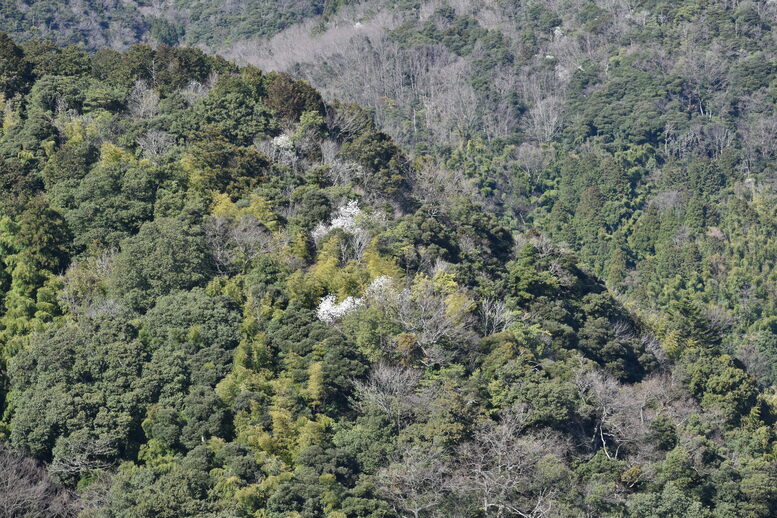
[0,35,776,518]
[0,0,337,49]
[223,0,777,393]
[7,4,777,379]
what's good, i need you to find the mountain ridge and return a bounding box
[1,2,777,516]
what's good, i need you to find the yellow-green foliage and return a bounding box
[363,247,402,279]
[99,142,135,165]
[212,192,279,231]
[3,27,777,518]
[1,94,20,134]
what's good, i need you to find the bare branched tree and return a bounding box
[453,408,564,518]
[136,129,174,161]
[411,166,477,206]
[523,95,565,144]
[180,75,217,105]
[575,368,627,459]
[0,444,80,518]
[204,216,275,275]
[203,216,235,275]
[520,72,566,143]
[59,249,117,316]
[352,362,423,430]
[478,298,516,336]
[514,143,547,191]
[390,280,474,364]
[128,80,159,119]
[575,368,685,461]
[351,227,372,260]
[376,444,452,518]
[48,434,117,485]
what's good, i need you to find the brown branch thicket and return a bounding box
[0,444,80,518]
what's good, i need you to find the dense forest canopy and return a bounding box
[1,1,777,517]
[5,1,777,355]
[0,0,349,50]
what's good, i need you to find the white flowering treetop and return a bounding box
[317,276,396,326]
[330,200,361,232]
[272,134,294,150]
[264,134,297,167]
[311,200,362,242]
[316,294,364,325]
[365,275,396,302]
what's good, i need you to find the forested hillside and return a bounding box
[0,32,775,518]
[229,0,777,376]
[0,0,340,49]
[6,0,777,387]
[2,1,777,518]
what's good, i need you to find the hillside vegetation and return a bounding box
[1,1,777,517]
[229,1,777,363]
[0,0,338,49]
[0,33,774,518]
[7,1,776,383]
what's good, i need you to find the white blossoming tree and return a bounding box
[316,294,364,325]
[311,200,363,243]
